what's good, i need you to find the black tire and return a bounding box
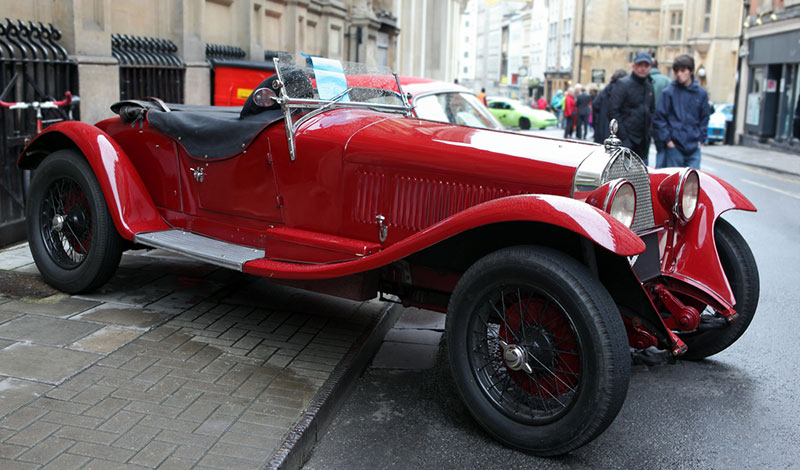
[519,117,531,130]
[26,150,123,294]
[679,218,759,360]
[446,246,630,456]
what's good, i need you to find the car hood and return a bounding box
[342,114,598,195]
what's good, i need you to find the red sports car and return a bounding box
[18,56,759,456]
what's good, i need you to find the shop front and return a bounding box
[738,13,800,151]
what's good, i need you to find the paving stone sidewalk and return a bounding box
[0,243,391,470]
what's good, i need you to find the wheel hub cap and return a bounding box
[499,340,532,374]
[52,214,65,233]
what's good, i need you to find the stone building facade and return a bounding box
[1,0,465,125]
[543,0,742,104]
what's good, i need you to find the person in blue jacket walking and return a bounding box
[652,54,710,169]
[551,90,564,128]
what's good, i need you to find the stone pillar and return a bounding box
[348,0,380,65]
[285,0,311,55]
[178,0,210,106]
[318,1,348,60]
[67,0,119,124]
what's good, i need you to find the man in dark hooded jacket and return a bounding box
[592,69,628,144]
[609,52,656,160]
[652,54,710,169]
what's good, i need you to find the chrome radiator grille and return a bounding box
[603,150,655,232]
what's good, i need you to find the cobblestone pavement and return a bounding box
[0,243,392,469]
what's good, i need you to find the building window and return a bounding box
[703,0,712,33]
[547,21,558,68]
[560,18,572,70]
[377,31,389,67]
[669,10,683,42]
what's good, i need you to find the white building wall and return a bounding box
[457,0,477,86]
[395,0,465,81]
[529,0,548,84]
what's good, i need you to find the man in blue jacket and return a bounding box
[652,55,710,169]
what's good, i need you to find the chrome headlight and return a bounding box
[573,146,655,232]
[607,181,636,228]
[676,169,700,222]
[585,179,637,228]
[657,168,701,224]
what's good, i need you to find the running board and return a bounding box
[134,229,265,271]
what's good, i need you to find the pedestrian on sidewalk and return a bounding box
[552,90,564,128]
[576,84,592,140]
[477,88,488,106]
[609,52,656,160]
[563,87,577,139]
[593,69,627,144]
[653,54,710,169]
[650,58,672,166]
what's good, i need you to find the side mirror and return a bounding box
[253,87,279,107]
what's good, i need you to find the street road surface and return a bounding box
[304,138,800,470]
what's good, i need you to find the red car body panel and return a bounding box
[18,120,169,239]
[649,169,756,307]
[243,193,646,279]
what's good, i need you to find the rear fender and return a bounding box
[652,169,756,307]
[18,121,168,239]
[244,194,645,279]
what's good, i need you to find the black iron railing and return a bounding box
[206,43,246,62]
[112,34,185,103]
[1,19,78,247]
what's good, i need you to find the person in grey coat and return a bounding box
[652,54,710,169]
[650,58,672,166]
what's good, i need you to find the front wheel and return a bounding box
[26,150,123,294]
[519,117,531,130]
[679,218,759,360]
[446,246,630,456]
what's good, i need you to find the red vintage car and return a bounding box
[18,56,759,456]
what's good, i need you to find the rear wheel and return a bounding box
[519,117,531,130]
[26,150,123,294]
[446,246,630,455]
[679,218,759,360]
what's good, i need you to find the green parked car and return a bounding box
[487,96,558,130]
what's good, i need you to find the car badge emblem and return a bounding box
[623,150,633,171]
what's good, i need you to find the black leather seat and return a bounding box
[111,98,283,160]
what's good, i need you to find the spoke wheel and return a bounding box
[27,150,123,294]
[40,177,93,269]
[447,246,629,456]
[469,285,582,425]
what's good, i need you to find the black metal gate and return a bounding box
[1,19,78,248]
[112,34,185,103]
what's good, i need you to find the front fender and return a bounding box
[18,121,168,239]
[652,169,756,307]
[244,194,645,279]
